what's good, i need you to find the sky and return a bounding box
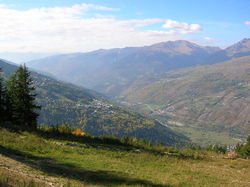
[0,0,249,54]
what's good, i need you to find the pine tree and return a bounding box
[6,65,40,130]
[5,75,14,123]
[0,68,4,122]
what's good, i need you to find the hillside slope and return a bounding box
[0,60,189,146]
[0,128,250,187]
[120,56,250,144]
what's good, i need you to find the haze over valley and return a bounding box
[26,38,250,145]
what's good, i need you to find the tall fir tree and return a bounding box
[6,65,40,130]
[5,75,14,123]
[0,68,4,122]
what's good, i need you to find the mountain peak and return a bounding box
[151,40,198,48]
[225,38,250,57]
[149,40,218,55]
[240,38,250,43]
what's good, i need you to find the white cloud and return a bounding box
[0,4,6,8]
[204,37,218,42]
[162,19,202,34]
[121,19,164,28]
[0,4,200,53]
[245,21,250,25]
[95,14,116,19]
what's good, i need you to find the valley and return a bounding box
[26,39,250,145]
[119,56,250,145]
[1,59,189,147]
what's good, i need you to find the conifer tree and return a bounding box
[6,65,40,129]
[0,68,4,122]
[5,76,14,123]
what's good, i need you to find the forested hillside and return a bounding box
[0,59,189,146]
[120,56,250,145]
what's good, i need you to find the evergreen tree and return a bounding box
[5,77,14,123]
[6,65,40,130]
[0,68,4,122]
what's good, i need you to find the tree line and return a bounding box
[0,65,40,130]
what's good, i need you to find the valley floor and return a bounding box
[0,128,249,187]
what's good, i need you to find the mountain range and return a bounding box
[26,38,250,145]
[0,59,190,146]
[26,39,250,97]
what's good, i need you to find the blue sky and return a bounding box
[0,0,249,53]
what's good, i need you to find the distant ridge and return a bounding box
[26,39,226,96]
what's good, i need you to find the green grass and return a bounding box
[146,104,166,111]
[0,127,249,186]
[172,127,241,146]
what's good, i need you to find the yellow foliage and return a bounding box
[130,137,138,144]
[71,128,86,136]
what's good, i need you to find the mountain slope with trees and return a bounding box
[120,56,250,145]
[0,60,190,146]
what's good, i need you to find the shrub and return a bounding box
[71,129,87,136]
[121,136,130,145]
[235,143,250,159]
[100,135,122,145]
[235,136,250,159]
[38,124,54,132]
[57,124,72,134]
[207,144,227,154]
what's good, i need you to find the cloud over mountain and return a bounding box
[162,19,202,34]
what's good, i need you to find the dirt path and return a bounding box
[0,154,63,186]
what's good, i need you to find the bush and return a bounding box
[71,129,87,136]
[207,144,227,154]
[38,124,54,132]
[121,136,130,145]
[100,135,122,145]
[57,125,72,134]
[235,136,250,159]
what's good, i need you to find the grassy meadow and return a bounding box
[0,127,249,187]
